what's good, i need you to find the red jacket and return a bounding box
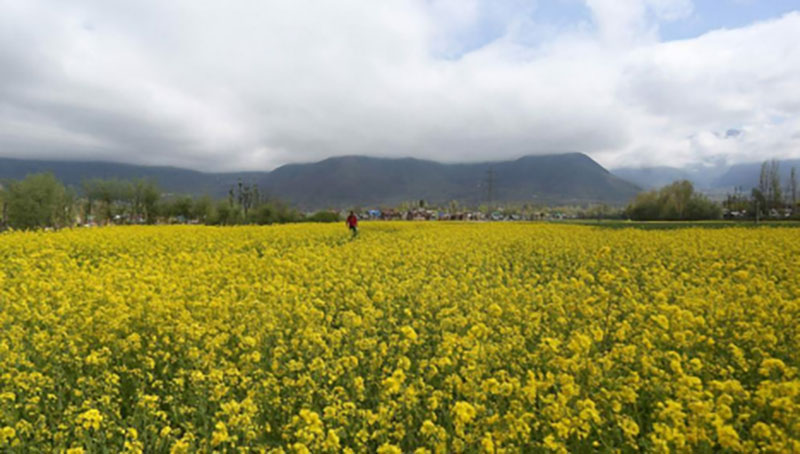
[346,215,358,227]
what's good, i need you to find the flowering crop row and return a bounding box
[0,223,798,453]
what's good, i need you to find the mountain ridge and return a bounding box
[613,159,800,191]
[1,153,641,209]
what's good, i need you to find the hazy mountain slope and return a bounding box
[0,157,244,195]
[0,153,642,209]
[262,153,641,208]
[259,156,453,209]
[713,159,800,189]
[612,166,696,189]
[494,154,640,203]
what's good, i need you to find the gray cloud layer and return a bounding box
[1,0,799,171]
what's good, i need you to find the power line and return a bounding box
[485,168,495,211]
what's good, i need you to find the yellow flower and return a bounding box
[377,443,402,454]
[618,415,639,440]
[292,443,311,454]
[0,427,16,445]
[77,409,102,431]
[211,422,230,447]
[401,325,418,341]
[716,425,741,450]
[1,223,799,451]
[481,433,496,453]
[452,401,477,425]
[169,437,191,454]
[383,369,406,395]
[750,422,771,439]
[323,429,340,451]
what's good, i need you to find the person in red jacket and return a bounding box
[346,211,358,237]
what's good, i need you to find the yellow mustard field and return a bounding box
[0,223,799,453]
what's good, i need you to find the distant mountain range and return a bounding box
[613,159,800,191]
[0,153,640,209]
[713,159,800,189]
[612,166,716,190]
[4,153,797,209]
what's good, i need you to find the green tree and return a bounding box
[81,178,160,224]
[751,188,766,220]
[243,197,300,225]
[141,180,161,224]
[304,211,340,223]
[663,180,693,219]
[192,195,215,223]
[626,180,720,221]
[167,197,194,221]
[625,190,660,220]
[130,178,160,223]
[211,200,242,225]
[584,204,611,222]
[83,178,128,224]
[0,181,9,228]
[3,173,74,230]
[448,200,460,214]
[249,203,275,225]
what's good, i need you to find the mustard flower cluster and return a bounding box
[0,223,798,452]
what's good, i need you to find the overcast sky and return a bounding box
[1,0,799,171]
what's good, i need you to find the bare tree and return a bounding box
[757,161,769,216]
[759,161,769,200]
[768,160,782,211]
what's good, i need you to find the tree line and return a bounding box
[625,160,799,221]
[2,160,798,229]
[625,180,722,221]
[0,173,340,230]
[723,160,798,220]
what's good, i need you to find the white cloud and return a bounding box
[585,0,652,45]
[0,0,798,171]
[646,0,693,21]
